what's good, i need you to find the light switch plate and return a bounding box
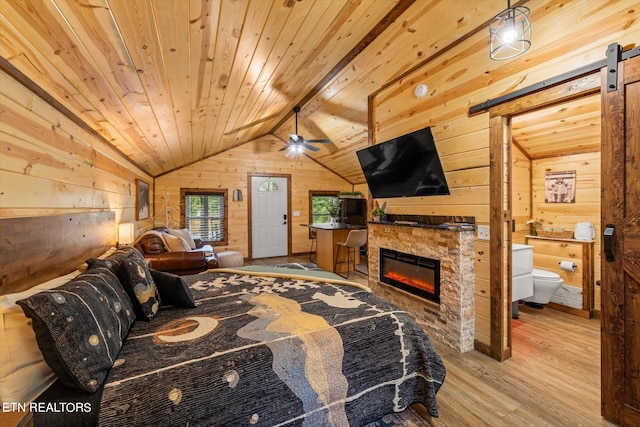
[477,225,490,240]
[293,211,300,217]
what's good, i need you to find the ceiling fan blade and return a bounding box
[279,145,289,151]
[302,142,320,152]
[303,138,331,143]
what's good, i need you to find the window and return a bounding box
[309,191,339,235]
[181,189,228,245]
[258,180,280,192]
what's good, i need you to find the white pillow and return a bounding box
[163,233,191,252]
[168,228,197,249]
[0,270,81,403]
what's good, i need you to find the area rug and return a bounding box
[364,406,434,427]
[274,262,323,270]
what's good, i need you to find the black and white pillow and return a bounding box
[118,255,161,320]
[16,267,135,393]
[150,269,196,308]
[86,246,141,273]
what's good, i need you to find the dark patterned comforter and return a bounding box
[97,269,445,426]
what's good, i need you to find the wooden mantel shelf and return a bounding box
[368,220,475,232]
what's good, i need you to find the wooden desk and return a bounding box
[305,223,364,273]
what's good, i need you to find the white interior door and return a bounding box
[251,176,288,258]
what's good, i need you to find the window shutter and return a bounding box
[185,193,225,242]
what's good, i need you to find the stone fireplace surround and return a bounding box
[367,216,475,352]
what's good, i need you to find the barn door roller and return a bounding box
[606,43,622,92]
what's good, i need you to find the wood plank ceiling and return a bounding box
[512,94,601,160]
[0,0,601,183]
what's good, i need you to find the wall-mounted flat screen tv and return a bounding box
[356,126,449,199]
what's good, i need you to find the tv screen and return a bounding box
[356,126,450,199]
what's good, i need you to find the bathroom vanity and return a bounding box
[525,235,595,318]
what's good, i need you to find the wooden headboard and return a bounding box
[0,212,116,295]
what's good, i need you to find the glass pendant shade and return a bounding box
[489,5,532,60]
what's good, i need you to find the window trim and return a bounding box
[180,188,228,246]
[308,190,339,238]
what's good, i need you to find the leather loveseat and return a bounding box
[134,228,219,275]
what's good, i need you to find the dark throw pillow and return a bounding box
[118,255,161,320]
[16,267,135,393]
[86,246,142,273]
[150,269,197,308]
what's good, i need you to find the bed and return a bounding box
[1,230,445,426]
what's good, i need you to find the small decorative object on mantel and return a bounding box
[371,201,387,222]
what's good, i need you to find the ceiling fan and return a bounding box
[280,106,330,154]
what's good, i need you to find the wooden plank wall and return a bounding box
[0,70,153,242]
[372,0,638,348]
[512,145,532,243]
[0,212,115,295]
[155,137,353,257]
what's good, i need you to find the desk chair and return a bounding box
[334,229,367,278]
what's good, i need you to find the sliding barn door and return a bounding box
[601,53,640,426]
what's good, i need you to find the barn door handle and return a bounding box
[603,224,615,262]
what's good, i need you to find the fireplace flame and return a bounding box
[384,271,435,294]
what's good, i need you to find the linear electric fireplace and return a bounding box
[379,248,440,304]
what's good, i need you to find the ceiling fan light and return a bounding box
[283,107,329,157]
[489,3,531,60]
[288,143,305,155]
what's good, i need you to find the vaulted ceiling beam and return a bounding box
[267,0,416,135]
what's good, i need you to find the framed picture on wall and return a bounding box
[545,170,576,203]
[136,179,150,220]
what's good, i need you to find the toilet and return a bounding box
[523,268,564,307]
[512,244,564,311]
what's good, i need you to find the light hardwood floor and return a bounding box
[428,305,611,427]
[247,255,613,427]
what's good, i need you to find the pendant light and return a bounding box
[489,0,532,60]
